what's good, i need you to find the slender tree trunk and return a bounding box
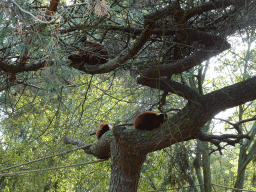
[194,148,204,192]
[200,140,212,192]
[234,105,246,192]
[235,148,246,192]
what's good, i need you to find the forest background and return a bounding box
[1,0,256,191]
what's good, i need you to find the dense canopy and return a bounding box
[1,0,256,191]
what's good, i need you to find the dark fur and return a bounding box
[134,111,168,131]
[68,36,109,65]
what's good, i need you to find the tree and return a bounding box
[1,0,256,191]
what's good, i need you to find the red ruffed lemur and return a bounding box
[96,123,113,140]
[68,36,110,65]
[134,111,168,131]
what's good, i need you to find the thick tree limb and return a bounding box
[141,39,230,78]
[138,75,256,110]
[204,76,256,113]
[137,77,203,104]
[71,20,155,74]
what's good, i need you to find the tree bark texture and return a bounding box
[108,138,146,192]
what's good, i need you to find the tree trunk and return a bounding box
[234,105,246,192]
[194,147,204,192]
[201,140,212,192]
[108,137,146,192]
[235,142,247,192]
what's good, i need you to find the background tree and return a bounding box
[1,0,256,191]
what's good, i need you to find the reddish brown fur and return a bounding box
[134,111,168,131]
[96,123,112,140]
[76,41,109,60]
[68,38,109,65]
[134,111,157,128]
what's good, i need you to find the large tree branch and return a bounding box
[68,21,155,74]
[141,39,230,78]
[139,75,256,112]
[204,76,256,114]
[137,77,203,104]
[64,76,256,160]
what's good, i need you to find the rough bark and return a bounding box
[108,137,146,192]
